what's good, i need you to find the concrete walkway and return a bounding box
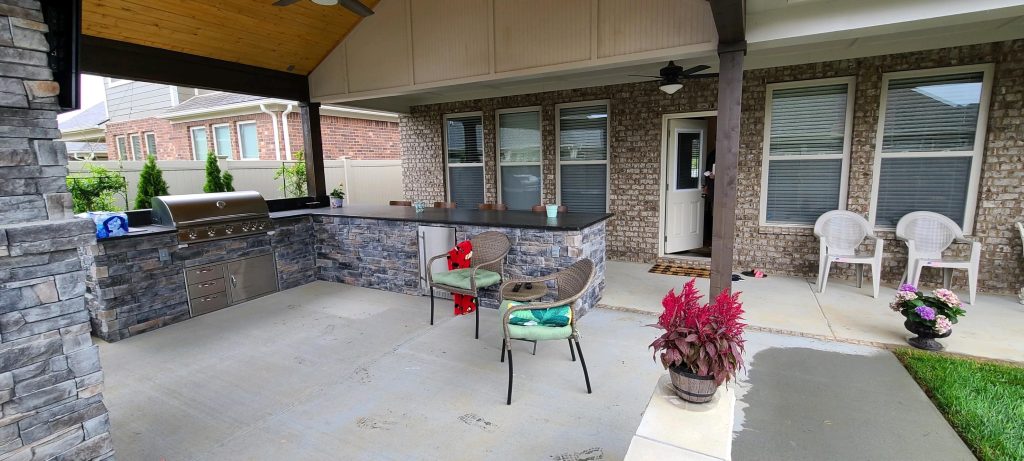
[603,261,1024,363]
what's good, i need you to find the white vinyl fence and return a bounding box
[67,159,403,210]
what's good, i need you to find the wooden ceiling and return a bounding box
[82,0,378,75]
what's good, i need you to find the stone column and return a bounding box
[0,1,115,459]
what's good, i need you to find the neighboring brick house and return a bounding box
[60,79,400,162]
[57,100,108,160]
[399,40,1024,295]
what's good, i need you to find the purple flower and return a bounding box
[899,283,918,293]
[915,306,936,321]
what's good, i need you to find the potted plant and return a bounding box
[890,284,966,351]
[649,278,746,403]
[329,184,346,208]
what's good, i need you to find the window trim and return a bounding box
[211,123,233,160]
[235,120,259,160]
[106,77,130,87]
[442,111,485,206]
[128,133,142,161]
[189,126,208,161]
[114,135,128,160]
[554,100,611,212]
[143,132,157,157]
[758,77,856,228]
[495,106,543,209]
[868,64,993,232]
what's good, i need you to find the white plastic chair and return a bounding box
[814,211,883,298]
[896,212,981,305]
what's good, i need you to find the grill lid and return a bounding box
[151,191,269,227]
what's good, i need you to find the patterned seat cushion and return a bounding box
[500,300,573,341]
[431,268,501,291]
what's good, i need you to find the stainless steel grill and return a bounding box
[151,191,272,243]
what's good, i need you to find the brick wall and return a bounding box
[0,0,115,458]
[400,40,1023,294]
[105,112,400,162]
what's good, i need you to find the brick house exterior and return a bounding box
[400,40,1023,294]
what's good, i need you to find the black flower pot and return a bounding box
[904,319,951,351]
[668,365,718,403]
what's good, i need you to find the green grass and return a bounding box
[894,348,1024,461]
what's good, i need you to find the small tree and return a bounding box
[203,153,224,193]
[134,155,169,209]
[273,150,307,198]
[222,171,235,192]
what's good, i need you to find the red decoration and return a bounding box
[447,240,476,315]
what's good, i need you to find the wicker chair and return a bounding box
[425,231,512,338]
[499,258,595,405]
[389,200,412,206]
[813,210,883,298]
[479,203,508,211]
[896,211,981,305]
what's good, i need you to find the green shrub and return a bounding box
[222,171,235,192]
[203,153,225,193]
[134,155,169,209]
[66,164,128,213]
[274,150,307,198]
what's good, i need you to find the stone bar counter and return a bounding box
[83,205,611,342]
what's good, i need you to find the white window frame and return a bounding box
[554,100,611,212]
[128,133,142,161]
[443,111,486,204]
[495,106,543,208]
[211,123,233,160]
[189,126,207,161]
[235,121,259,160]
[758,77,856,228]
[144,132,157,156]
[106,77,130,87]
[868,64,993,232]
[114,135,127,160]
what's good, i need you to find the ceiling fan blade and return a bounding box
[683,73,719,80]
[338,0,374,16]
[680,64,711,76]
[627,74,662,79]
[272,0,301,6]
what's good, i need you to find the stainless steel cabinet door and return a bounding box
[225,253,279,304]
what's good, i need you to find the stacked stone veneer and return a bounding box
[314,216,607,312]
[83,217,315,342]
[0,0,115,458]
[400,40,1024,294]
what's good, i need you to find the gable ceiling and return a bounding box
[81,0,378,75]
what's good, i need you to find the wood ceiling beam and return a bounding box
[80,35,310,101]
[708,0,746,52]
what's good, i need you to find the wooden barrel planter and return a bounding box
[669,365,717,403]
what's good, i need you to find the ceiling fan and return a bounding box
[272,0,374,17]
[630,61,713,95]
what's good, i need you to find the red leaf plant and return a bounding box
[649,278,747,386]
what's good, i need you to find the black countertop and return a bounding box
[98,205,613,241]
[271,205,614,231]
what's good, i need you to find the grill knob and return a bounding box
[225,225,234,234]
[187,229,197,239]
[258,221,266,230]
[207,228,216,237]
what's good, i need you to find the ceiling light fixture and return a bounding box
[311,0,338,5]
[659,82,683,95]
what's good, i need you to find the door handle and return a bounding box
[230,275,237,287]
[199,281,216,288]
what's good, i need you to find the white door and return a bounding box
[664,119,707,254]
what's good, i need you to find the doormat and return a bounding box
[648,263,710,278]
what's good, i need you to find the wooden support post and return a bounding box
[709,49,744,296]
[300,102,327,201]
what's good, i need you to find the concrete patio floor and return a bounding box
[96,280,975,460]
[603,261,1024,363]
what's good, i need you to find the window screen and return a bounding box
[191,127,208,160]
[129,134,142,161]
[559,104,608,212]
[116,137,127,160]
[145,133,157,157]
[238,123,259,159]
[498,111,542,210]
[446,115,484,209]
[763,83,850,224]
[213,125,233,159]
[876,157,971,228]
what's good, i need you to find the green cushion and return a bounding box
[500,300,573,341]
[432,268,501,290]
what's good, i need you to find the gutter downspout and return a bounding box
[260,103,282,161]
[281,104,295,161]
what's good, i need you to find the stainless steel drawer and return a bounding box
[188,278,225,299]
[185,264,224,285]
[190,292,228,316]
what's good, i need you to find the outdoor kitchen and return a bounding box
[82,192,611,342]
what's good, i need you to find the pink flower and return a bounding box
[889,290,917,312]
[933,289,963,308]
[934,315,953,334]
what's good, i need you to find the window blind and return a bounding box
[449,166,484,210]
[882,73,983,153]
[560,164,606,213]
[129,135,142,160]
[764,83,849,225]
[116,137,127,160]
[876,157,971,227]
[498,111,541,163]
[765,159,842,224]
[145,133,157,156]
[559,106,607,161]
[446,116,483,164]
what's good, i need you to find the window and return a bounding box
[212,124,233,159]
[129,134,142,161]
[556,102,609,213]
[190,126,208,160]
[497,108,542,210]
[106,78,130,87]
[444,113,484,209]
[871,66,991,230]
[760,79,854,226]
[237,121,259,159]
[115,135,127,160]
[144,132,157,157]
